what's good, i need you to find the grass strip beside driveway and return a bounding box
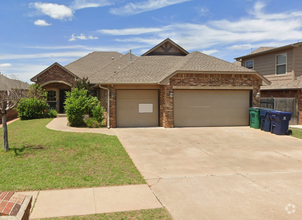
[291,128,302,139]
[43,208,172,220]
[0,119,145,191]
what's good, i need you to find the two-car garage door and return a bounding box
[116,89,250,127]
[174,90,250,127]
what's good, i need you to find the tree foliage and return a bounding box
[74,77,90,91]
[27,83,47,100]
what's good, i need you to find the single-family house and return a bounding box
[235,42,302,125]
[31,38,269,128]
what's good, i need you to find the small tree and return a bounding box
[27,83,47,100]
[0,75,27,151]
[74,77,90,91]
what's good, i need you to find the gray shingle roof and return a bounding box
[250,47,275,54]
[65,51,123,79]
[0,74,30,91]
[88,53,138,84]
[99,51,257,84]
[261,75,302,90]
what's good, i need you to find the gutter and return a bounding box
[98,84,110,129]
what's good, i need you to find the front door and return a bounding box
[59,89,70,113]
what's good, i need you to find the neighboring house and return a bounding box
[31,38,269,128]
[235,42,302,125]
[0,74,30,124]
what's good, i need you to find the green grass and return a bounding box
[43,208,172,220]
[291,128,302,139]
[0,119,145,191]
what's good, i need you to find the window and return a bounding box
[245,60,254,69]
[276,54,287,75]
[47,90,56,109]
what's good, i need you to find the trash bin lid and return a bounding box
[249,107,260,112]
[260,108,271,116]
[269,110,292,116]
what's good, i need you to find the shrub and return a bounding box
[92,104,105,123]
[17,98,49,120]
[64,88,100,127]
[84,118,101,128]
[45,109,57,118]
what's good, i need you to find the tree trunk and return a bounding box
[2,113,9,151]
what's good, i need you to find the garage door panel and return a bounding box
[117,90,158,127]
[174,90,249,127]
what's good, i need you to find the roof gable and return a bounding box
[142,38,189,56]
[30,62,77,82]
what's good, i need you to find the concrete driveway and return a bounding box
[114,127,302,220]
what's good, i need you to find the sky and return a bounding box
[1,0,302,83]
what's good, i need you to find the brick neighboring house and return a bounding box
[235,42,302,125]
[0,74,30,124]
[31,38,269,128]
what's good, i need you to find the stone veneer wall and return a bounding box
[261,89,302,125]
[160,73,262,128]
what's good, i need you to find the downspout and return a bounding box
[98,84,110,129]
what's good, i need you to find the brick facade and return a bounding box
[261,89,302,125]
[37,65,75,86]
[108,73,262,128]
[36,65,75,113]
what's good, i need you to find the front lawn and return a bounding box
[44,208,172,220]
[0,119,145,191]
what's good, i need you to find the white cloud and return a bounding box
[30,2,73,20]
[70,0,113,10]
[110,0,192,15]
[69,33,99,41]
[34,19,51,26]
[202,50,219,55]
[195,6,209,16]
[0,63,12,67]
[98,27,164,35]
[0,52,90,60]
[106,2,302,52]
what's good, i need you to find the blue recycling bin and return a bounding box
[270,110,292,135]
[260,108,271,132]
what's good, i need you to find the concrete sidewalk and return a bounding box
[46,116,116,136]
[19,185,162,219]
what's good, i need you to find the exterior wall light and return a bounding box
[170,92,173,98]
[256,92,260,98]
[111,92,115,98]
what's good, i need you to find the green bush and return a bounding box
[45,109,57,118]
[17,98,49,120]
[84,118,101,128]
[64,88,100,127]
[92,104,105,123]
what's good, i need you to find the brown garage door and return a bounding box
[174,90,250,127]
[117,90,159,127]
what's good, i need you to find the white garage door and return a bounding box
[117,90,159,127]
[174,90,250,127]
